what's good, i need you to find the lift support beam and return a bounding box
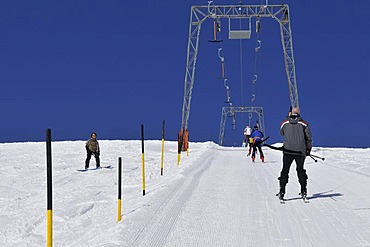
[180,4,298,148]
[219,106,265,146]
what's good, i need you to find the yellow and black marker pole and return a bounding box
[177,131,181,165]
[141,124,146,196]
[160,120,165,176]
[117,157,122,222]
[46,128,53,247]
[177,128,185,165]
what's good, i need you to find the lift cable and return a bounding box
[250,16,262,108]
[208,1,235,126]
[239,16,244,126]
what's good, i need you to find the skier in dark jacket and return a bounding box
[277,107,312,200]
[85,132,100,169]
[250,126,265,162]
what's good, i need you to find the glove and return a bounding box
[306,149,311,156]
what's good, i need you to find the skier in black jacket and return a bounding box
[277,107,312,200]
[85,132,100,169]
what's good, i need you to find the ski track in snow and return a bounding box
[128,149,215,247]
[1,141,370,246]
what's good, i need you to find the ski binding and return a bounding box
[300,193,309,203]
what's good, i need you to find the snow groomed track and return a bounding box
[1,141,370,246]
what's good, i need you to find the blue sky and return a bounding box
[1,0,369,147]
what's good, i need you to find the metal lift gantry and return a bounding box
[179,3,299,150]
[219,106,265,146]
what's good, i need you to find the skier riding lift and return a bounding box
[250,126,265,163]
[243,124,252,147]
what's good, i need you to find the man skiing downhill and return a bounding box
[277,107,312,202]
[85,132,100,169]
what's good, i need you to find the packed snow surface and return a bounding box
[1,140,370,246]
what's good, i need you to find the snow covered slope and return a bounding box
[1,140,370,246]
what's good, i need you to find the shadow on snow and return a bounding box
[284,190,343,202]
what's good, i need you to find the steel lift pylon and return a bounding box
[179,3,299,149]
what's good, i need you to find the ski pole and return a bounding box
[311,154,325,161]
[309,155,318,163]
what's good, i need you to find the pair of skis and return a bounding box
[276,193,309,204]
[77,165,112,172]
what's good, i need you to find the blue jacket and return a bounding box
[251,130,264,143]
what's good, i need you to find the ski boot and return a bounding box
[276,185,286,204]
[252,156,255,162]
[276,192,285,204]
[299,188,309,203]
[261,156,265,163]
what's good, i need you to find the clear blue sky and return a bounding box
[1,0,369,147]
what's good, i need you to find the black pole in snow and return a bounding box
[117,157,122,222]
[161,120,165,176]
[141,124,146,196]
[46,128,53,246]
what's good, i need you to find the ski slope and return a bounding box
[1,140,370,246]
